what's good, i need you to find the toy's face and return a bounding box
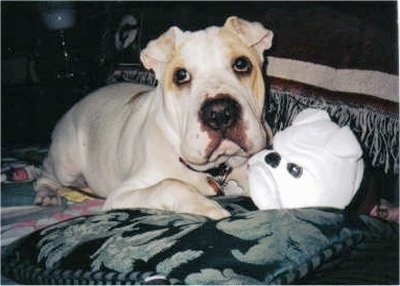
[248,149,320,209]
[248,109,364,210]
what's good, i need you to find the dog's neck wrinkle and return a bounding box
[152,93,181,153]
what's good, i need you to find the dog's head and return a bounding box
[141,16,273,171]
[248,109,364,210]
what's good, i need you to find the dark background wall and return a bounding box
[1,1,398,148]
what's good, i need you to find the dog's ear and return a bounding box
[140,26,183,75]
[224,16,273,61]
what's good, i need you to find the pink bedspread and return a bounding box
[1,199,104,247]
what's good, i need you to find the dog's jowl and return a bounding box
[34,16,274,219]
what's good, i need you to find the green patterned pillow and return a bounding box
[2,196,398,285]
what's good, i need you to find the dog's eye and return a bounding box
[287,163,303,178]
[232,56,252,74]
[173,68,191,85]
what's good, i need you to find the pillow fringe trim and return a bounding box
[267,88,399,175]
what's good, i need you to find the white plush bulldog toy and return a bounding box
[248,108,364,210]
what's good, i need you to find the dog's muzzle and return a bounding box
[199,95,241,133]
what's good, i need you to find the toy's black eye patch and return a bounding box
[264,152,281,168]
[287,163,303,178]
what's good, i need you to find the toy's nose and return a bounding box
[264,152,281,168]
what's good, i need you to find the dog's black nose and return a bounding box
[200,96,241,131]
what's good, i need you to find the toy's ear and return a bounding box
[353,159,365,194]
[292,108,331,126]
[140,26,183,76]
[326,126,363,159]
[224,16,273,61]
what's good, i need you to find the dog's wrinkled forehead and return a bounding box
[177,29,238,70]
[140,16,273,80]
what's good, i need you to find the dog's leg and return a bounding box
[34,180,63,206]
[34,152,83,206]
[34,155,63,206]
[104,179,231,220]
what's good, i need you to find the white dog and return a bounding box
[34,16,274,219]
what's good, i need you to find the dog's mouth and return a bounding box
[182,111,259,171]
[180,93,269,172]
[207,134,246,158]
[198,95,251,164]
[180,138,250,173]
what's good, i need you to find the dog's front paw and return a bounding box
[34,188,63,206]
[104,179,231,220]
[182,198,231,220]
[206,206,231,220]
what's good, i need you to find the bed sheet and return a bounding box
[1,199,104,248]
[1,147,105,248]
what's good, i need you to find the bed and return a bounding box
[2,66,398,284]
[2,2,399,285]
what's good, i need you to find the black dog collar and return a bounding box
[179,157,233,195]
